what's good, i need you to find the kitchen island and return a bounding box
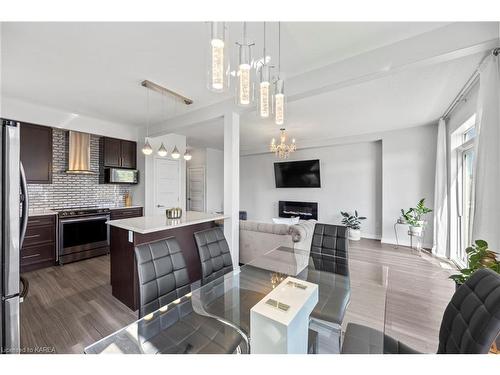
[107,211,227,311]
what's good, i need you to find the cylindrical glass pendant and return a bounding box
[207,22,228,93]
[274,79,285,125]
[259,65,271,118]
[236,43,254,106]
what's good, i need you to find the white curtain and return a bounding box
[472,54,500,253]
[432,118,448,257]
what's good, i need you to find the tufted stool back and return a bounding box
[194,227,233,285]
[135,237,191,318]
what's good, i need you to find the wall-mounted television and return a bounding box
[274,159,321,188]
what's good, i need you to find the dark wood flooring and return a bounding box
[20,239,456,353]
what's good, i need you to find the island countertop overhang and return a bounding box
[107,211,227,234]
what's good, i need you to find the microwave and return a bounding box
[104,168,139,184]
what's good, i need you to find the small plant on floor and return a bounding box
[449,240,500,286]
[341,210,366,241]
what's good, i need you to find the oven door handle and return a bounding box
[59,215,110,224]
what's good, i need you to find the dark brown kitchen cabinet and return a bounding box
[120,140,137,169]
[102,137,137,169]
[21,215,56,273]
[110,207,143,220]
[20,122,53,184]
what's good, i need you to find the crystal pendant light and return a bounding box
[258,22,271,118]
[157,143,168,157]
[207,22,229,92]
[183,148,192,161]
[142,88,153,155]
[236,22,254,106]
[171,146,181,159]
[270,128,296,159]
[274,22,285,125]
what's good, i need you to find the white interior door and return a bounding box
[154,158,180,215]
[187,167,206,212]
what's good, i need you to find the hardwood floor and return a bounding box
[20,255,137,354]
[349,239,456,353]
[20,239,456,354]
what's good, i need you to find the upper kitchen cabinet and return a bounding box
[20,122,53,184]
[102,137,137,169]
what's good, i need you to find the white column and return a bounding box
[224,111,240,267]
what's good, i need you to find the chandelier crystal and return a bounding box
[270,128,296,159]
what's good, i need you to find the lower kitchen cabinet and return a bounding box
[110,207,143,220]
[21,215,56,273]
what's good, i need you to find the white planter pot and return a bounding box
[348,228,361,241]
[409,226,423,236]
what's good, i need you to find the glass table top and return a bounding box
[85,246,388,354]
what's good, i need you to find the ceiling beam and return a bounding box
[148,22,499,137]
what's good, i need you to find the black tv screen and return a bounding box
[274,159,321,188]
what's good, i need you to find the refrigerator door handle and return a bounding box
[20,161,29,248]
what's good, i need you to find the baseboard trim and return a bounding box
[381,237,433,249]
[361,233,382,240]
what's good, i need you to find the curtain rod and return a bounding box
[441,47,499,120]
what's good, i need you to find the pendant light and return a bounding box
[207,22,229,92]
[157,143,168,157]
[142,88,153,155]
[258,22,271,118]
[236,22,255,106]
[171,146,180,159]
[274,22,285,126]
[184,146,192,161]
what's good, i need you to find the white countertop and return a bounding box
[107,211,227,234]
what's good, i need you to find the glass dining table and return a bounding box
[85,246,389,354]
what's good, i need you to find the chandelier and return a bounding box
[270,128,296,159]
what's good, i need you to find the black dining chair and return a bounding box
[193,227,234,285]
[341,268,500,354]
[308,224,351,327]
[134,237,243,354]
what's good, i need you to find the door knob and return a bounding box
[157,205,165,208]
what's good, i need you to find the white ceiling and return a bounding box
[1,22,449,127]
[177,51,483,152]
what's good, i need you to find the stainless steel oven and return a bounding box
[58,211,110,264]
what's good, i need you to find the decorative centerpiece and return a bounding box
[166,207,183,219]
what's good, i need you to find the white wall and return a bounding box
[381,124,437,248]
[240,141,383,239]
[1,96,138,140]
[206,148,224,213]
[241,124,438,247]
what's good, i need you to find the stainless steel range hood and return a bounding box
[66,131,96,174]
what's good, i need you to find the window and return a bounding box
[453,114,476,266]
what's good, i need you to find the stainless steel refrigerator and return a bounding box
[1,119,29,354]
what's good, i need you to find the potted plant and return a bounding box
[341,210,367,241]
[449,240,500,288]
[400,198,433,236]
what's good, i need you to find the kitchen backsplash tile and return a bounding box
[27,128,131,209]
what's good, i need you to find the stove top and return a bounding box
[56,206,110,218]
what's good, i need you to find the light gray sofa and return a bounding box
[239,219,316,264]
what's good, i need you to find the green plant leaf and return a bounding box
[475,239,488,248]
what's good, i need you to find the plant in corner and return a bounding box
[449,240,500,287]
[341,210,367,241]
